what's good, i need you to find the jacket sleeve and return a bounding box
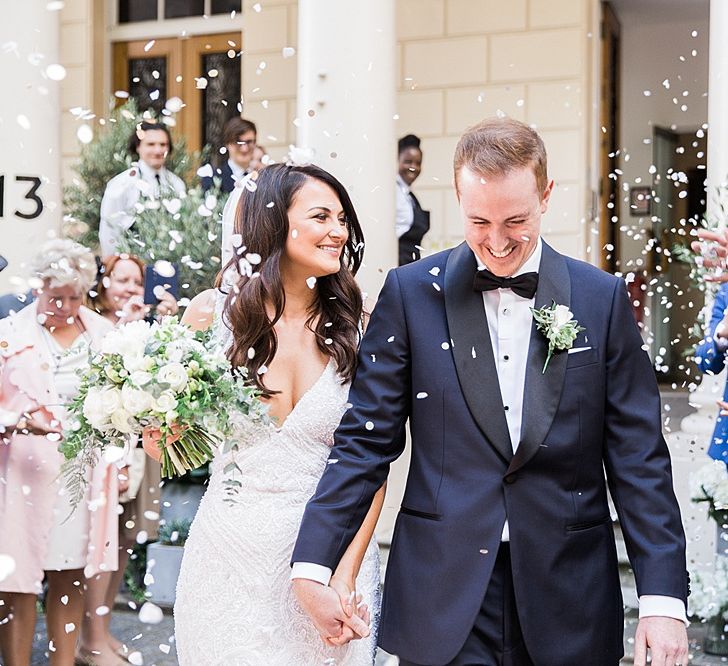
[291,269,411,570]
[695,284,728,375]
[602,278,688,602]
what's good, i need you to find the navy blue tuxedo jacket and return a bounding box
[292,242,687,665]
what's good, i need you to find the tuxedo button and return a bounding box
[504,405,509,411]
[504,474,517,484]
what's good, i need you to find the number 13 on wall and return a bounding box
[0,175,44,220]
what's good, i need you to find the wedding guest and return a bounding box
[0,239,124,666]
[99,122,186,257]
[200,117,257,193]
[249,144,269,172]
[396,134,430,266]
[79,254,172,664]
[694,283,728,462]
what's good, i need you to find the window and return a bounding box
[118,0,241,22]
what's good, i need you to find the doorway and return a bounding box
[113,32,242,153]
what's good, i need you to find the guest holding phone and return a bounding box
[80,254,174,664]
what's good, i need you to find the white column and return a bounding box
[296,0,397,297]
[668,0,728,565]
[0,2,62,291]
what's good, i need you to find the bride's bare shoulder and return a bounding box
[182,288,217,332]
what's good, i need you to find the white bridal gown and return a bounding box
[174,351,381,665]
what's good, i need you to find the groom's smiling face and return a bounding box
[458,165,553,277]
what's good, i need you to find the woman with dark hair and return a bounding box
[99,121,186,256]
[170,163,382,664]
[396,134,430,265]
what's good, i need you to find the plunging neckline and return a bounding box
[271,358,333,431]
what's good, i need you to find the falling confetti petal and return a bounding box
[282,47,296,58]
[76,124,93,144]
[95,605,110,616]
[159,644,171,654]
[196,163,214,179]
[429,267,440,276]
[442,342,450,350]
[416,392,428,399]
[17,115,30,130]
[154,260,176,278]
[144,40,155,52]
[306,277,317,289]
[127,652,144,666]
[138,602,164,625]
[365,421,374,431]
[65,623,75,633]
[46,63,66,80]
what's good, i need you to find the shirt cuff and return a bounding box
[290,562,332,586]
[638,595,689,626]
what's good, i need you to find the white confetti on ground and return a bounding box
[159,644,171,654]
[127,651,144,666]
[138,601,164,625]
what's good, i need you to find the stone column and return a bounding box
[668,0,728,565]
[296,0,397,297]
[0,2,62,290]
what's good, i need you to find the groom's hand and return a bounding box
[292,578,370,646]
[633,617,688,666]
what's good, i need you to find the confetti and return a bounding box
[441,342,450,350]
[306,277,317,289]
[95,605,110,616]
[282,47,296,58]
[365,421,374,431]
[46,63,66,80]
[416,392,428,399]
[65,623,75,633]
[138,601,164,625]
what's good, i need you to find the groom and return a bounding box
[292,118,689,666]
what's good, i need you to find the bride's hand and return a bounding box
[328,575,370,645]
[142,425,183,462]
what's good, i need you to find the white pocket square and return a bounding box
[567,346,592,355]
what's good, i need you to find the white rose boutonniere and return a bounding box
[531,301,584,373]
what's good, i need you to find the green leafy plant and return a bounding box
[157,518,193,547]
[62,99,194,249]
[116,185,228,301]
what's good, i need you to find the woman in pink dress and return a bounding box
[0,239,122,666]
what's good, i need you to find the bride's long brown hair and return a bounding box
[222,163,365,396]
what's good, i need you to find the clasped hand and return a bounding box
[292,575,371,647]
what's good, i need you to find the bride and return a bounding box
[171,163,383,664]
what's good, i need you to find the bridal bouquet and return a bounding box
[691,459,728,523]
[60,317,269,506]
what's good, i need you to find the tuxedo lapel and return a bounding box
[507,242,570,475]
[444,242,512,462]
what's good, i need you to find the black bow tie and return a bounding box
[473,268,539,299]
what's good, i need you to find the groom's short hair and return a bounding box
[453,117,548,194]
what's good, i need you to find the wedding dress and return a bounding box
[174,306,381,664]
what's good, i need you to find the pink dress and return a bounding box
[0,303,119,594]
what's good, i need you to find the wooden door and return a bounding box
[113,32,242,153]
[598,2,620,273]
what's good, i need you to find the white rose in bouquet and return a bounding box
[155,390,178,414]
[157,362,189,392]
[110,407,135,434]
[130,370,153,387]
[165,340,187,364]
[121,383,155,416]
[101,387,123,416]
[83,387,111,430]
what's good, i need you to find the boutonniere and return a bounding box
[530,301,584,373]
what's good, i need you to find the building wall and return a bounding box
[395,0,597,260]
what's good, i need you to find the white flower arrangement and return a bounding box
[690,556,728,622]
[60,316,269,507]
[691,460,728,521]
[530,301,584,373]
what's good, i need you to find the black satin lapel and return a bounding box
[508,243,570,474]
[445,243,512,463]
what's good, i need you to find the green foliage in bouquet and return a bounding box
[62,99,195,249]
[116,185,228,301]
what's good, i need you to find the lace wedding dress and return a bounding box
[174,349,381,665]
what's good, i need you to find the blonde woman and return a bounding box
[0,239,123,666]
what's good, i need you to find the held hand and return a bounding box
[633,617,688,666]
[155,290,179,317]
[691,229,728,281]
[14,409,63,438]
[120,295,149,322]
[328,575,370,646]
[292,578,370,647]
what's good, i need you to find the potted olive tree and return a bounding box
[145,518,192,608]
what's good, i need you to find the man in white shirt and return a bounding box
[98,122,186,258]
[291,118,689,666]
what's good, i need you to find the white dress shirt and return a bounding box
[292,238,688,624]
[99,160,186,257]
[395,175,414,239]
[228,158,247,184]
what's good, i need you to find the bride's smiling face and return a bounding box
[282,178,349,279]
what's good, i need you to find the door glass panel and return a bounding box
[118,0,157,23]
[211,0,241,13]
[201,52,241,150]
[165,0,204,19]
[128,57,168,116]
